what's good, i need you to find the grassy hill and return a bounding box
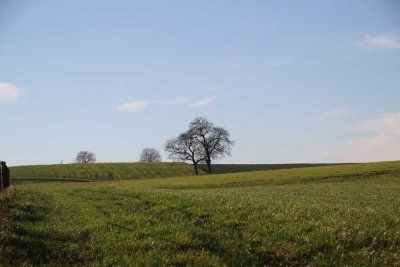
[200,163,342,174]
[1,161,400,266]
[10,162,204,183]
[9,162,344,184]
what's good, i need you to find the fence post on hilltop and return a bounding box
[0,161,3,190]
[0,161,10,190]
[3,162,9,189]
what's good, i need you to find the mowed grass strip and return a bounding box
[10,162,204,183]
[1,161,400,266]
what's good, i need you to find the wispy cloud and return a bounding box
[116,96,189,112]
[329,113,400,162]
[189,97,215,108]
[117,95,218,112]
[116,101,149,112]
[351,113,400,135]
[362,34,400,50]
[315,109,350,121]
[0,83,21,101]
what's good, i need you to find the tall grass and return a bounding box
[0,188,15,241]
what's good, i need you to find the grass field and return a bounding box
[9,162,341,185]
[1,161,400,266]
[199,163,342,174]
[10,162,204,183]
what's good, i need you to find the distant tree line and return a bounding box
[74,117,233,175]
[75,148,162,164]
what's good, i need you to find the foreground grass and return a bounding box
[10,162,203,183]
[1,161,400,266]
[0,188,15,239]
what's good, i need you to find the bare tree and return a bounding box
[76,151,96,163]
[189,117,233,174]
[165,131,205,175]
[165,117,233,174]
[139,148,162,162]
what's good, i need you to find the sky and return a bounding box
[0,0,400,166]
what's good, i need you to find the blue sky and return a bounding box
[1,0,400,166]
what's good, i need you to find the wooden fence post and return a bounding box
[0,161,10,190]
[0,161,3,190]
[4,162,9,189]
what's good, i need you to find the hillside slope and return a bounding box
[10,162,204,182]
[199,163,342,174]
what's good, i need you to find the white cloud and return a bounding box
[115,101,149,112]
[343,135,400,162]
[329,113,400,162]
[362,34,400,50]
[117,95,219,112]
[189,97,215,108]
[0,83,21,101]
[315,109,350,121]
[351,113,400,135]
[116,96,190,112]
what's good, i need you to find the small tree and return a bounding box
[189,117,233,174]
[165,131,205,175]
[139,148,162,162]
[76,151,96,163]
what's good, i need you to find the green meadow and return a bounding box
[199,163,340,174]
[9,162,204,183]
[1,161,400,266]
[9,162,333,183]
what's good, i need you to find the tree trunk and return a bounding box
[206,159,212,174]
[193,163,199,175]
